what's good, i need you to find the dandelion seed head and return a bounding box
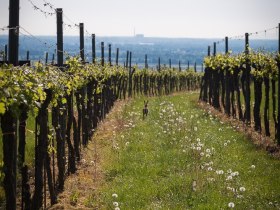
[112,193,118,198]
[228,202,235,208]
[239,187,246,192]
[113,201,119,207]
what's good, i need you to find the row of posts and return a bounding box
[3,6,199,71]
[207,24,280,142]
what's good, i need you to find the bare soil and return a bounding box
[48,99,130,209]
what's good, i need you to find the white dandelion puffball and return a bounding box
[112,193,118,198]
[113,201,119,207]
[239,187,246,192]
[228,202,235,208]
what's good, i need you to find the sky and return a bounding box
[0,0,280,38]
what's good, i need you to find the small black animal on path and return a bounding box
[143,100,149,119]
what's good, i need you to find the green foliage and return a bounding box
[204,51,279,79]
[0,59,202,116]
[98,92,280,209]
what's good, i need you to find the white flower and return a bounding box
[206,154,210,158]
[224,143,228,147]
[112,193,118,198]
[125,142,130,146]
[113,201,119,207]
[207,167,213,171]
[231,171,239,177]
[196,138,200,142]
[200,152,205,156]
[250,165,256,169]
[206,149,211,153]
[196,147,201,151]
[239,187,246,192]
[194,127,198,131]
[216,170,224,175]
[226,176,233,181]
[228,202,235,208]
[115,208,120,210]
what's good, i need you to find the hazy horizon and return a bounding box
[1,0,279,39]
[0,34,278,40]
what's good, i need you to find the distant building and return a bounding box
[135,34,144,38]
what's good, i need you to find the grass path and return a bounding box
[51,92,280,210]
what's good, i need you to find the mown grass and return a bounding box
[97,92,280,209]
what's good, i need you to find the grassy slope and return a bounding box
[98,92,280,210]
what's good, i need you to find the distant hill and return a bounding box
[0,35,277,70]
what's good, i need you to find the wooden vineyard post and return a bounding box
[109,44,112,66]
[201,46,210,102]
[26,50,29,60]
[277,23,280,145]
[4,44,8,61]
[245,33,251,124]
[54,8,67,196]
[212,42,220,110]
[101,42,104,66]
[116,48,119,66]
[145,54,148,68]
[179,60,181,71]
[45,52,48,64]
[92,34,96,63]
[128,52,134,98]
[169,59,171,68]
[57,8,63,66]
[79,23,84,61]
[213,42,216,56]
[225,36,231,116]
[126,50,129,68]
